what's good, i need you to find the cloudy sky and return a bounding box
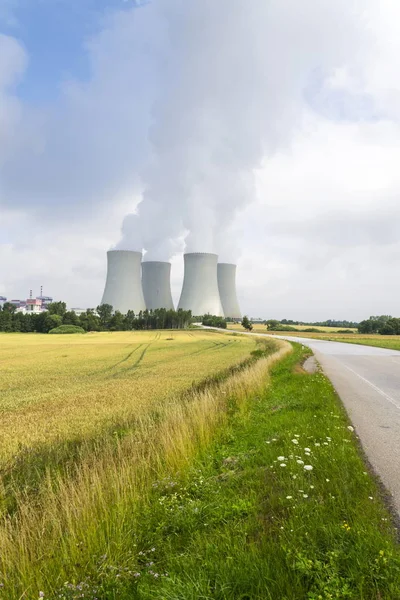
[0,0,399,321]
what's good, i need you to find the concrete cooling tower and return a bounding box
[217,263,242,319]
[101,250,146,314]
[178,253,224,316]
[142,261,174,310]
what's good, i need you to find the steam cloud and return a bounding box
[116,0,365,261]
[0,0,368,264]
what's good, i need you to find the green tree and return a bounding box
[265,319,280,330]
[63,311,80,326]
[241,316,253,332]
[43,314,63,333]
[2,302,17,314]
[48,301,67,317]
[96,304,113,329]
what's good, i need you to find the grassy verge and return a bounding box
[89,345,399,600]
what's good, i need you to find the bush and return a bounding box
[48,325,86,335]
[202,315,227,329]
[302,328,323,333]
[337,329,355,334]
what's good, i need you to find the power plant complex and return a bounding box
[101,250,242,319]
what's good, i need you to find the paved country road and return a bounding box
[218,328,400,515]
[280,336,400,514]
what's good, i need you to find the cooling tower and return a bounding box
[142,261,174,310]
[217,263,242,319]
[178,253,224,316]
[101,250,146,314]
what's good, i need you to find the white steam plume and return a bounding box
[116,0,368,261]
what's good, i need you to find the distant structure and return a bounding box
[101,250,146,314]
[178,253,224,316]
[217,263,241,320]
[142,261,174,310]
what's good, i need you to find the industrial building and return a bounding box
[142,261,174,310]
[101,250,146,314]
[178,253,224,316]
[217,263,241,320]
[0,292,53,314]
[100,250,242,318]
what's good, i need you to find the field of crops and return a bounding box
[0,330,256,466]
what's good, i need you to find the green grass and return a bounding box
[115,346,400,600]
[24,344,400,600]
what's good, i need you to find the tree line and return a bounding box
[358,315,400,335]
[0,302,192,333]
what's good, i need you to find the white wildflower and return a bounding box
[304,465,313,471]
[347,426,354,432]
[280,463,287,467]
[304,448,311,452]
[303,494,308,498]
[286,496,293,499]
[292,439,299,445]
[278,456,286,461]
[296,460,304,465]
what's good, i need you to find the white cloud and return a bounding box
[0,0,400,319]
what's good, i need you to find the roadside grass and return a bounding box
[82,345,399,600]
[0,330,256,466]
[0,338,288,599]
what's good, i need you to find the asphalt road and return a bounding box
[270,334,400,515]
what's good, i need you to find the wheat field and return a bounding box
[0,330,256,466]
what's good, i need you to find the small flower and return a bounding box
[286,496,293,499]
[278,456,286,461]
[369,496,373,500]
[297,460,304,465]
[292,475,297,479]
[304,465,313,471]
[39,594,45,599]
[314,443,321,447]
[292,439,299,445]
[326,478,330,482]
[304,448,311,452]
[310,485,314,489]
[294,434,300,438]
[303,494,308,498]
[280,463,287,467]
[347,426,354,432]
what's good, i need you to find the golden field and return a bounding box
[0,330,286,597]
[0,330,256,466]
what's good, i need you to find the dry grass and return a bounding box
[0,334,291,598]
[0,330,256,466]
